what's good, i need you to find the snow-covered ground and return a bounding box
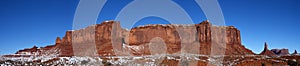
[0,54,207,65]
[0,54,299,66]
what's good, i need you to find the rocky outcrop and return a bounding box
[57,31,74,57]
[235,59,288,66]
[55,37,61,44]
[94,21,123,56]
[259,42,276,56]
[271,48,290,55]
[293,50,298,55]
[15,46,38,54]
[4,19,300,66]
[128,20,253,55]
[9,20,255,57]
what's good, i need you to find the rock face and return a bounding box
[128,21,253,55]
[271,49,290,55]
[259,42,276,56]
[9,20,255,57]
[3,44,58,57]
[293,50,298,55]
[55,37,61,44]
[15,46,39,54]
[4,20,300,66]
[58,31,74,57]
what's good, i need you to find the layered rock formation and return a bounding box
[271,48,290,55]
[259,42,276,56]
[15,46,38,54]
[3,44,58,57]
[128,21,253,55]
[4,20,300,66]
[9,20,255,57]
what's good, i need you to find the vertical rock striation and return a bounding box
[128,20,254,55]
[11,20,255,57]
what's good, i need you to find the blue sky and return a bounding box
[0,0,299,55]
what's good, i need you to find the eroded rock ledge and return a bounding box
[9,20,254,57]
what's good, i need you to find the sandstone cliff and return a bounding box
[11,20,255,57]
[128,20,253,55]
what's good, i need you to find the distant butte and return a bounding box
[271,48,289,55]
